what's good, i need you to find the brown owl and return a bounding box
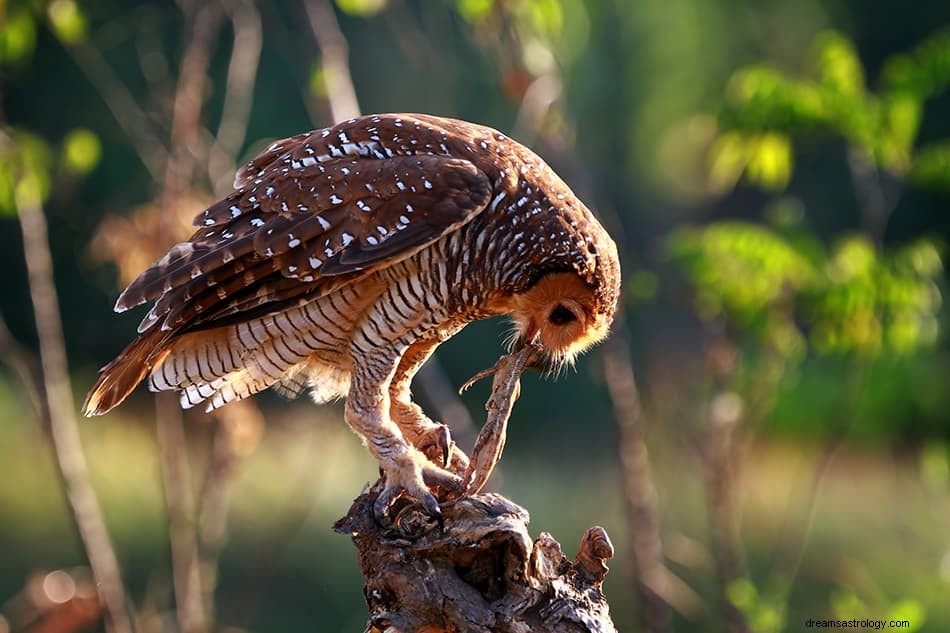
[84,114,621,519]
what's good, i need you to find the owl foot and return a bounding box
[374,450,463,526]
[414,423,470,472]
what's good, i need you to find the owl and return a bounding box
[83,114,621,519]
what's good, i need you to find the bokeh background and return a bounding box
[1,1,950,631]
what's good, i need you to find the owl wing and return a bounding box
[115,138,492,335]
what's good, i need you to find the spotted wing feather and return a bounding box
[117,152,491,335]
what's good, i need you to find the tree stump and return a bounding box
[334,481,618,633]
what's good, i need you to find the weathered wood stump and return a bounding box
[334,481,618,633]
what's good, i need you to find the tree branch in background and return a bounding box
[13,163,133,633]
[0,311,45,419]
[603,318,681,633]
[208,0,263,196]
[701,336,751,633]
[155,5,225,631]
[303,0,361,122]
[155,392,206,633]
[64,40,168,180]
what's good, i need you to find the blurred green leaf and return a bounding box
[62,128,101,175]
[812,30,865,96]
[668,221,814,326]
[910,140,950,191]
[0,129,56,215]
[47,0,87,45]
[886,599,925,632]
[627,270,658,303]
[831,590,866,620]
[525,0,563,38]
[723,65,825,131]
[882,30,950,99]
[457,0,493,22]
[726,578,758,611]
[747,132,792,190]
[920,443,950,491]
[0,8,36,63]
[309,63,330,98]
[335,0,387,17]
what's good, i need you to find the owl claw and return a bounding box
[416,423,452,467]
[374,451,462,527]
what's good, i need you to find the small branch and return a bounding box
[846,148,902,246]
[15,186,133,633]
[602,318,682,632]
[303,0,361,122]
[64,40,168,180]
[155,393,205,633]
[0,310,45,419]
[195,400,262,622]
[704,392,750,633]
[208,0,263,196]
[153,7,226,632]
[336,483,618,633]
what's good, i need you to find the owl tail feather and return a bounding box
[82,327,169,417]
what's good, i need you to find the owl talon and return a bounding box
[374,452,461,526]
[415,423,453,467]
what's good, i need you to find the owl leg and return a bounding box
[389,338,470,472]
[346,335,462,522]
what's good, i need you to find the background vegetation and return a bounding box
[1,1,949,632]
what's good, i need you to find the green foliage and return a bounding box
[62,128,101,176]
[335,0,388,17]
[716,29,950,185]
[668,221,814,328]
[0,127,102,215]
[807,237,942,355]
[0,5,37,63]
[882,30,950,99]
[46,0,87,45]
[911,141,950,192]
[832,591,926,632]
[457,0,494,23]
[726,579,786,633]
[669,222,943,358]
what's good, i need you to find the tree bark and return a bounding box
[335,482,618,633]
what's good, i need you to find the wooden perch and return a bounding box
[334,343,618,632]
[335,484,617,633]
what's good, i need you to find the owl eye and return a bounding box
[548,304,578,325]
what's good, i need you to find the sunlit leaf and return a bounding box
[876,94,921,172]
[0,8,37,63]
[526,0,563,38]
[910,140,950,191]
[726,578,758,611]
[830,591,865,621]
[812,31,865,96]
[882,30,950,99]
[723,66,825,131]
[47,0,87,45]
[335,0,387,17]
[746,133,792,190]
[668,222,815,327]
[920,443,950,491]
[309,63,330,98]
[708,130,749,193]
[886,599,925,632]
[62,128,101,175]
[627,270,658,303]
[458,0,493,23]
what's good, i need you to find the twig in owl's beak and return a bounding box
[448,337,543,499]
[458,334,543,394]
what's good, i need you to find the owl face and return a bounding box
[509,272,615,371]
